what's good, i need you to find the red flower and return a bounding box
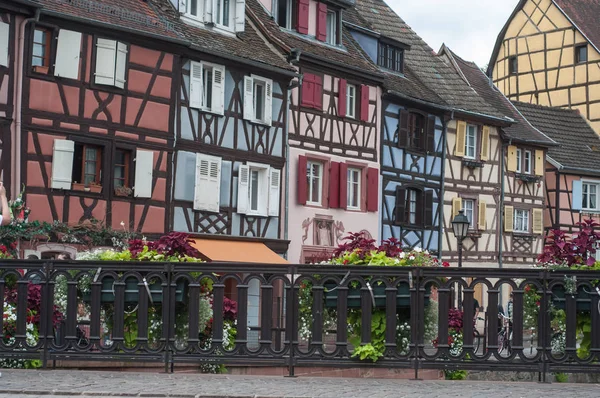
[442,261,450,268]
[536,301,540,307]
[343,259,349,265]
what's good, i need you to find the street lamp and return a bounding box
[451,210,470,268]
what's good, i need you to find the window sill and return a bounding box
[515,173,541,183]
[243,211,269,218]
[466,230,482,239]
[32,65,49,75]
[72,183,102,194]
[247,118,271,127]
[462,159,484,168]
[512,233,536,240]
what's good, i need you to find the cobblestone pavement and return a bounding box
[0,370,597,397]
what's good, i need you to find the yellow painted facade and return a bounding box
[492,0,600,134]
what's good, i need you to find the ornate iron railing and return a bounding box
[0,260,599,380]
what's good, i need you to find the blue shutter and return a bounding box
[572,180,582,211]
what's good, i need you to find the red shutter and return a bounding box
[366,167,379,212]
[338,79,347,117]
[329,161,340,208]
[297,0,310,35]
[360,84,370,122]
[316,3,328,42]
[301,74,315,108]
[297,155,307,205]
[314,74,323,110]
[339,162,348,210]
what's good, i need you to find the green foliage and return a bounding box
[523,284,541,329]
[348,310,387,362]
[555,372,568,383]
[444,369,468,380]
[351,343,384,362]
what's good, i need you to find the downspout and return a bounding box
[498,138,510,272]
[438,112,450,260]
[13,9,40,196]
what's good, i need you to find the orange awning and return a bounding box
[191,238,289,264]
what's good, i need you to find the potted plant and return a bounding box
[89,182,102,193]
[72,182,86,191]
[114,186,133,197]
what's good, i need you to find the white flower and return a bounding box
[409,255,415,260]
[399,252,406,259]
[414,247,422,253]
[120,221,125,227]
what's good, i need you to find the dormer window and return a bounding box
[378,42,404,73]
[182,0,245,33]
[325,10,337,45]
[277,0,297,29]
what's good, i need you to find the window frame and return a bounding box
[508,56,518,74]
[306,160,324,206]
[575,44,588,64]
[325,9,338,45]
[346,84,356,119]
[113,148,132,190]
[31,26,53,71]
[245,162,270,216]
[73,143,103,187]
[185,0,204,21]
[513,208,530,233]
[464,124,478,159]
[408,112,426,152]
[215,0,234,30]
[346,166,361,211]
[92,37,128,91]
[462,198,476,230]
[582,181,600,211]
[524,150,532,174]
[378,42,404,73]
[516,148,522,173]
[276,0,296,29]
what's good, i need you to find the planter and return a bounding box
[33,65,49,74]
[323,282,430,309]
[72,183,86,191]
[552,285,591,311]
[83,277,185,304]
[89,185,102,193]
[114,187,133,197]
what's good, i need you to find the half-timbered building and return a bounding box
[443,48,556,268]
[488,0,600,135]
[247,0,382,263]
[513,101,600,235]
[10,0,182,258]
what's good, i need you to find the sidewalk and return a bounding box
[0,369,597,397]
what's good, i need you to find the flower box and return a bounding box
[323,282,430,309]
[551,285,591,311]
[462,159,484,169]
[83,277,185,304]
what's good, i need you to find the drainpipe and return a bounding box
[283,85,292,259]
[13,10,40,197]
[498,138,510,306]
[438,111,452,260]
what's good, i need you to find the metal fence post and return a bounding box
[286,265,297,377]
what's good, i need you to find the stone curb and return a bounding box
[0,391,312,398]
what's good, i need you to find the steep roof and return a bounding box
[349,0,505,119]
[512,101,600,172]
[442,47,556,147]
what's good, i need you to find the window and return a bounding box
[186,0,203,19]
[347,167,361,210]
[463,199,475,229]
[243,75,273,125]
[114,149,131,189]
[407,189,417,224]
[189,61,225,114]
[346,84,356,119]
[575,45,588,64]
[306,161,323,205]
[524,150,532,174]
[513,209,529,233]
[509,56,517,74]
[184,0,244,32]
[237,163,281,216]
[395,187,433,227]
[465,124,477,159]
[516,149,522,173]
[378,42,404,73]
[32,28,51,69]
[582,182,599,210]
[72,144,102,186]
[216,0,232,27]
[326,10,337,45]
[409,113,425,151]
[94,38,128,89]
[277,0,296,29]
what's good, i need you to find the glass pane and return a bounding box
[352,182,359,207]
[85,161,96,177]
[190,0,198,15]
[86,148,97,161]
[204,68,213,109]
[222,0,230,26]
[250,170,259,211]
[32,57,42,67]
[311,164,320,203]
[34,29,45,43]
[254,84,264,121]
[115,150,125,165]
[32,44,44,58]
[114,165,124,179]
[114,178,124,188]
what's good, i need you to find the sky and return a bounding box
[387,0,520,68]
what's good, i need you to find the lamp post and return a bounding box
[451,210,470,268]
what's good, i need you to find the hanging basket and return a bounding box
[83,277,185,304]
[323,282,430,309]
[551,285,591,311]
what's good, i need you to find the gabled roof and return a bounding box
[348,0,506,121]
[440,47,556,147]
[512,101,600,173]
[488,0,600,76]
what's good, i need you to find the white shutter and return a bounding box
[189,61,203,109]
[243,76,254,121]
[94,38,116,86]
[264,78,273,126]
[212,65,225,115]
[237,165,249,214]
[179,0,187,13]
[234,0,246,32]
[134,149,154,198]
[204,0,214,23]
[268,168,281,216]
[0,22,9,68]
[115,42,128,89]
[54,29,82,79]
[51,139,75,190]
[194,154,221,212]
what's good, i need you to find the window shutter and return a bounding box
[414,190,424,226]
[54,29,82,80]
[452,197,462,218]
[297,0,310,34]
[194,154,222,212]
[204,0,214,23]
[426,115,436,153]
[360,84,369,122]
[134,149,154,198]
[243,76,254,121]
[237,165,250,214]
[329,161,340,208]
[301,73,314,108]
[455,121,466,157]
[268,168,281,216]
[504,205,514,232]
[0,22,8,67]
[366,167,379,212]
[507,145,517,172]
[297,155,307,205]
[398,109,409,148]
[264,78,273,125]
[189,61,203,109]
[316,3,327,42]
[115,42,128,89]
[535,149,544,176]
[338,79,347,117]
[234,0,246,32]
[339,162,348,209]
[95,38,117,86]
[179,0,187,13]
[314,75,323,110]
[212,65,225,115]
[572,180,583,211]
[424,190,434,227]
[394,187,406,225]
[478,200,486,230]
[51,139,75,190]
[532,208,543,234]
[480,126,490,161]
